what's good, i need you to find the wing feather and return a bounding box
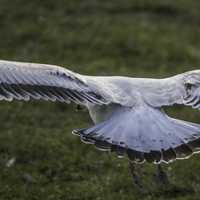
[143,70,200,110]
[0,60,109,105]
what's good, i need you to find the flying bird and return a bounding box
[0,60,199,188]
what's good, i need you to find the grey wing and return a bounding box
[182,71,200,109]
[0,60,109,105]
[142,70,200,110]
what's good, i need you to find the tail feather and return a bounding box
[73,105,200,164]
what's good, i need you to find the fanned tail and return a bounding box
[73,105,200,164]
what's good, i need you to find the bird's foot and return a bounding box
[155,164,170,186]
[129,161,147,193]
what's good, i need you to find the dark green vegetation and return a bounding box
[0,0,200,199]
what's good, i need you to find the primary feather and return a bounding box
[0,60,108,105]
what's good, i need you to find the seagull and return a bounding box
[0,60,199,188]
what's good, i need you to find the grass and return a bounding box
[0,0,200,199]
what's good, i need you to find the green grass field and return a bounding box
[0,0,200,199]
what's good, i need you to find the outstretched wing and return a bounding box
[0,60,109,105]
[142,70,200,110]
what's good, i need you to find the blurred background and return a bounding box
[0,0,200,199]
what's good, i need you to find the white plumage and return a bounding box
[0,60,200,164]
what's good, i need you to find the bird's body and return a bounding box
[0,60,200,165]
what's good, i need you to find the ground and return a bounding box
[0,0,200,199]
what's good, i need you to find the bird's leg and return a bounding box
[155,164,169,186]
[129,161,145,192]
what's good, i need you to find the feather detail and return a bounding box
[74,104,200,164]
[0,60,108,105]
